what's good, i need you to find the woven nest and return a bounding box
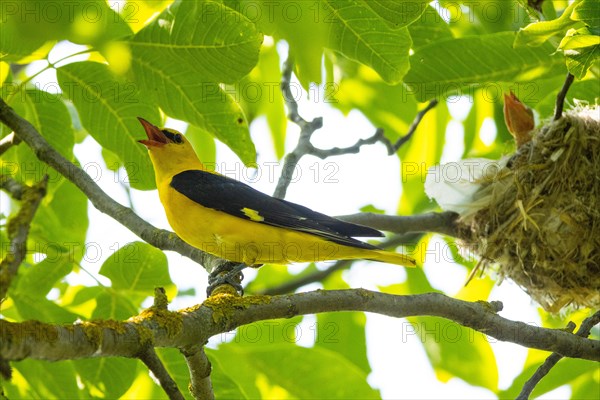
[462,105,600,312]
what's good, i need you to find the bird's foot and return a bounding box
[207,263,247,296]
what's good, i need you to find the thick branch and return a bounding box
[0,175,48,300]
[0,99,220,272]
[516,311,600,400]
[336,211,462,238]
[2,290,597,363]
[139,347,185,400]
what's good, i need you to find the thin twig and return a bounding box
[276,56,439,197]
[554,73,575,121]
[310,128,393,158]
[336,211,462,238]
[0,175,28,200]
[183,347,215,400]
[392,99,438,153]
[274,55,323,199]
[0,175,48,300]
[528,0,545,13]
[0,98,221,272]
[139,347,185,400]
[0,132,20,156]
[516,310,600,400]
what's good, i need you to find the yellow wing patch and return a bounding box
[242,207,264,222]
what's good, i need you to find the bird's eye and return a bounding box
[162,129,184,144]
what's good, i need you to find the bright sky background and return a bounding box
[0,34,573,400]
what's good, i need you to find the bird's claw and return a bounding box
[206,263,246,296]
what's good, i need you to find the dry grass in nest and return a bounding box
[463,105,599,312]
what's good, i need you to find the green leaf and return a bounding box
[99,241,173,292]
[324,0,412,84]
[514,0,580,47]
[332,69,418,141]
[12,292,80,323]
[410,315,498,390]
[559,30,600,78]
[233,0,327,87]
[129,0,260,164]
[14,255,73,298]
[316,271,371,374]
[13,360,83,399]
[0,0,132,61]
[1,89,75,190]
[559,33,600,49]
[572,0,600,28]
[364,0,431,29]
[0,15,49,62]
[209,342,379,399]
[399,101,448,215]
[405,32,566,101]
[185,124,217,166]
[31,178,89,257]
[408,5,454,51]
[66,1,133,46]
[92,292,140,320]
[57,61,160,190]
[73,358,138,399]
[234,43,287,159]
[571,368,600,399]
[387,268,498,391]
[131,0,262,84]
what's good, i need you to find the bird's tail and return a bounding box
[366,249,417,267]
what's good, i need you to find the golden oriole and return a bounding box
[138,118,416,272]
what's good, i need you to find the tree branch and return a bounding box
[2,290,598,364]
[274,55,323,199]
[554,72,575,121]
[0,98,221,273]
[139,347,185,400]
[0,132,20,156]
[182,347,215,400]
[391,99,439,153]
[0,175,48,300]
[516,310,600,400]
[336,211,462,239]
[275,57,438,198]
[0,174,28,200]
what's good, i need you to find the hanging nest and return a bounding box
[462,105,600,312]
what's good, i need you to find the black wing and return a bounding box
[170,170,384,250]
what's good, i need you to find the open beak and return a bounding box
[138,117,168,147]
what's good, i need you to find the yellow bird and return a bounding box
[138,118,416,289]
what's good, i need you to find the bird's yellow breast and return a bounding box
[159,182,345,265]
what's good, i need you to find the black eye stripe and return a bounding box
[162,129,183,143]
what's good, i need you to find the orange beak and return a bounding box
[138,117,168,147]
